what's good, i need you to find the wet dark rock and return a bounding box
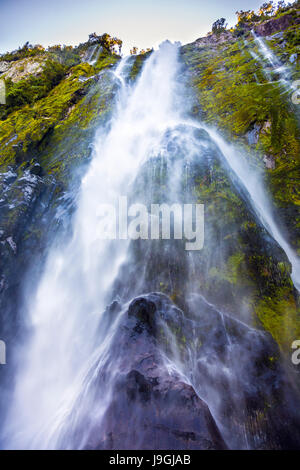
[0,162,62,428]
[107,299,121,315]
[0,165,57,339]
[99,369,227,450]
[58,293,227,450]
[30,162,43,176]
[57,293,300,450]
[128,297,157,334]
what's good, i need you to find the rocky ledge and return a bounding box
[58,293,300,450]
[254,12,300,36]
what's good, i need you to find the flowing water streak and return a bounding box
[4,42,182,450]
[89,46,102,66]
[251,31,298,94]
[86,45,98,64]
[198,122,300,291]
[86,45,103,66]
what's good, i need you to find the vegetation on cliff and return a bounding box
[0,34,122,173]
[180,1,300,351]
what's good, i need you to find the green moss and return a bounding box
[2,60,66,119]
[38,73,117,184]
[129,51,152,81]
[0,63,96,168]
[255,288,300,351]
[94,52,120,72]
[226,252,246,284]
[181,15,300,249]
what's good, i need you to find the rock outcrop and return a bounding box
[57,294,300,450]
[0,57,46,83]
[188,31,235,49]
[254,12,300,37]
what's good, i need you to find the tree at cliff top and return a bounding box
[130,47,152,55]
[88,32,122,55]
[259,1,276,17]
[0,42,43,62]
[212,18,228,35]
[130,47,138,55]
[235,0,299,27]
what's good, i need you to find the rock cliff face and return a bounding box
[57,294,300,450]
[254,12,300,37]
[0,57,46,83]
[0,43,122,423]
[189,31,235,48]
[83,296,228,450]
[181,7,300,253]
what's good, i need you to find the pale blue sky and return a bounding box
[0,0,265,54]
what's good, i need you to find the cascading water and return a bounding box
[251,31,298,96]
[198,124,300,292]
[2,37,300,450]
[86,45,101,65]
[3,41,183,450]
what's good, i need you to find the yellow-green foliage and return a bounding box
[38,70,117,182]
[182,19,300,248]
[2,59,66,119]
[94,52,120,72]
[255,288,300,351]
[129,50,152,81]
[0,63,97,168]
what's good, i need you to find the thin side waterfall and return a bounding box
[3,41,182,450]
[89,45,102,66]
[251,31,298,95]
[198,123,300,292]
[86,45,97,64]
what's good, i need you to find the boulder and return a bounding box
[57,293,300,450]
[57,294,227,450]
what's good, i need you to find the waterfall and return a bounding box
[199,124,300,292]
[85,45,97,64]
[251,31,298,95]
[2,38,300,450]
[3,41,183,450]
[86,45,101,65]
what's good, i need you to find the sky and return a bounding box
[0,0,266,55]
